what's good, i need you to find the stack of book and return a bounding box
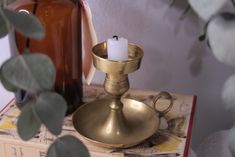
[0,85,196,157]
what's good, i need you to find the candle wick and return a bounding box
[112,35,119,40]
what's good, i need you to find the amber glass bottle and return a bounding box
[9,0,83,115]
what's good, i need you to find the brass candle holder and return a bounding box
[73,42,173,148]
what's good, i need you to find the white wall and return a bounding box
[0,36,14,110]
[87,0,235,149]
[0,0,234,150]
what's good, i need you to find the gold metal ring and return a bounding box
[153,91,173,116]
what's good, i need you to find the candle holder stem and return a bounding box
[105,74,129,98]
[101,73,131,138]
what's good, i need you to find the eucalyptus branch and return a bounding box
[0,1,89,156]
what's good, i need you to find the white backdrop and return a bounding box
[0,0,234,151]
[0,36,14,111]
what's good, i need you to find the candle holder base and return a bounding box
[73,98,159,148]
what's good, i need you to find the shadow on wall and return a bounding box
[88,0,150,42]
[161,0,207,77]
[161,0,201,36]
[90,0,207,86]
[160,0,190,15]
[90,0,198,40]
[187,40,208,77]
[147,0,206,81]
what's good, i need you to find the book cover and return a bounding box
[0,85,196,157]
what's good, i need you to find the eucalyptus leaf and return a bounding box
[17,101,42,141]
[34,92,67,135]
[47,135,90,157]
[207,13,235,67]
[0,14,10,38]
[1,53,56,93]
[189,0,226,21]
[229,127,235,156]
[222,75,235,117]
[0,67,18,92]
[2,8,44,40]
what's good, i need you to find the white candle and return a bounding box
[107,36,128,61]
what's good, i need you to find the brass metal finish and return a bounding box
[73,42,173,148]
[92,42,143,74]
[154,91,174,116]
[73,98,159,148]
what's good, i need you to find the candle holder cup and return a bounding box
[73,42,173,148]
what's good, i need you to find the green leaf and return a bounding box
[189,0,226,21]
[0,14,10,38]
[47,135,90,157]
[0,67,18,92]
[17,101,41,141]
[229,127,235,156]
[1,53,56,93]
[34,92,67,135]
[207,13,235,67]
[222,75,235,117]
[2,8,44,40]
